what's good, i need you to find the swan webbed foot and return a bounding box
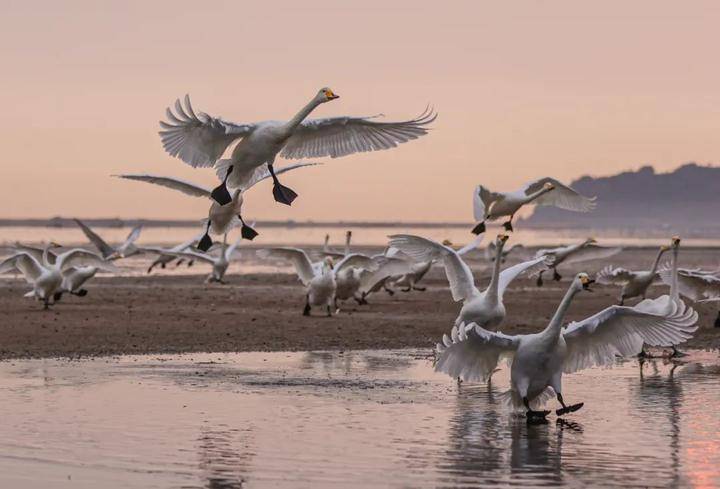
[210,165,234,205]
[502,220,514,232]
[526,410,551,424]
[175,259,184,267]
[715,310,720,328]
[471,221,486,235]
[187,260,194,267]
[536,274,544,287]
[303,295,311,316]
[556,402,584,417]
[272,182,298,206]
[326,305,333,317]
[552,270,562,281]
[75,289,88,297]
[669,346,687,358]
[412,286,426,292]
[53,292,63,302]
[401,287,412,292]
[240,223,259,241]
[198,233,213,252]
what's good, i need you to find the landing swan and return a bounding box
[472,178,596,235]
[596,244,669,305]
[167,234,241,283]
[159,90,435,207]
[436,273,697,421]
[115,161,318,251]
[0,245,117,308]
[74,218,143,259]
[139,233,204,273]
[388,234,546,328]
[534,238,621,286]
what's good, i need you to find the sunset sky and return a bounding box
[1,1,718,222]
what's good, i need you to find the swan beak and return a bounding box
[671,236,681,246]
[580,276,595,291]
[498,234,509,243]
[325,89,339,100]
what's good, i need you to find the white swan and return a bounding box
[534,238,621,286]
[115,161,318,251]
[472,178,596,234]
[332,253,379,307]
[257,249,336,316]
[159,90,435,207]
[166,233,242,283]
[484,242,526,264]
[435,273,698,420]
[0,245,117,308]
[74,218,143,259]
[596,244,669,305]
[388,234,546,328]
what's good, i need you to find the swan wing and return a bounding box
[0,252,44,283]
[114,174,212,198]
[10,244,58,265]
[334,253,375,274]
[225,237,243,261]
[73,218,114,258]
[358,256,412,293]
[388,234,477,301]
[280,108,436,160]
[562,297,698,373]
[659,268,720,302]
[159,95,254,168]
[562,245,622,265]
[498,256,548,297]
[595,265,637,285]
[256,247,315,285]
[473,185,501,221]
[56,249,119,273]
[435,322,519,382]
[124,225,143,246]
[522,177,597,212]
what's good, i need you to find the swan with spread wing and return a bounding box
[534,238,621,286]
[159,89,436,207]
[472,177,596,235]
[596,244,669,305]
[436,273,697,421]
[115,161,318,251]
[388,234,546,329]
[74,218,143,259]
[0,244,117,309]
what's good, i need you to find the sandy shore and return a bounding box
[1,247,718,359]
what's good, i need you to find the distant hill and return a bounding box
[522,163,720,234]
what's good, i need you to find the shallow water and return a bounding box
[0,350,718,488]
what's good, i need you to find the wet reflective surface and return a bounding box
[0,350,718,488]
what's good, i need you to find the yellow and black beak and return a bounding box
[580,276,595,291]
[326,89,339,100]
[498,233,509,243]
[671,235,681,247]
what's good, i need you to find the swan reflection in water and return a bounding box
[196,425,255,489]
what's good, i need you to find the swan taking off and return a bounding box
[596,244,670,305]
[74,218,143,259]
[0,245,117,309]
[435,273,698,421]
[471,178,596,235]
[388,234,545,329]
[534,238,621,286]
[166,234,242,284]
[115,161,318,251]
[159,90,436,207]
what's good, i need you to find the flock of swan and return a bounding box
[2,87,717,422]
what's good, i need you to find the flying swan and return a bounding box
[596,244,669,305]
[74,218,143,259]
[159,89,436,207]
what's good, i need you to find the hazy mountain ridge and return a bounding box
[523,163,720,232]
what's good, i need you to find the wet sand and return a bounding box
[1,247,718,359]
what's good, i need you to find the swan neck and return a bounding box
[670,247,679,301]
[344,233,351,255]
[486,241,506,298]
[649,248,664,275]
[545,284,579,336]
[524,186,551,204]
[284,97,322,133]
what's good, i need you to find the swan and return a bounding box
[436,273,698,421]
[138,233,204,273]
[332,253,379,308]
[166,234,242,284]
[534,238,621,286]
[257,249,336,316]
[388,234,546,328]
[115,161,318,251]
[159,90,436,207]
[74,218,143,259]
[471,178,596,235]
[596,244,670,305]
[0,245,117,308]
[357,255,415,300]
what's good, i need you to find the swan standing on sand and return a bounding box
[74,218,143,259]
[167,234,242,284]
[471,178,596,235]
[160,90,436,207]
[257,249,336,316]
[596,245,670,305]
[0,245,117,309]
[436,273,698,421]
[388,234,546,328]
[115,162,317,251]
[534,238,621,286]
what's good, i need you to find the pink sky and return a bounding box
[1,1,718,222]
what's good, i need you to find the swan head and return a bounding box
[671,235,681,248]
[441,239,453,246]
[318,87,339,103]
[585,237,597,245]
[323,256,335,270]
[543,182,555,191]
[575,272,595,292]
